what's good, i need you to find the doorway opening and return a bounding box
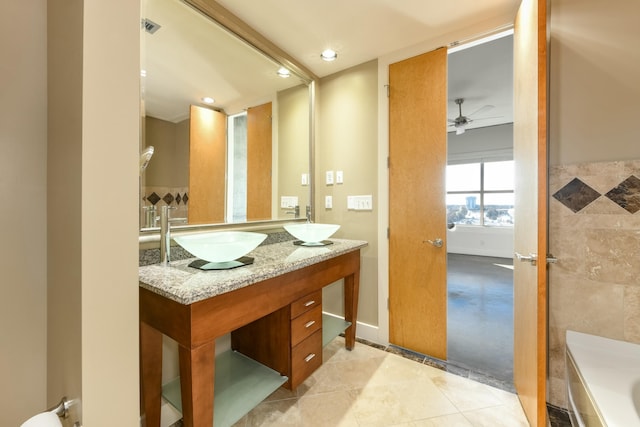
[445,30,515,389]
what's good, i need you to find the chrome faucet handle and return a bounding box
[285,205,300,218]
[160,206,178,265]
[305,205,313,223]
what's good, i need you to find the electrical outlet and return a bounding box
[336,170,344,184]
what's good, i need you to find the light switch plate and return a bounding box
[280,196,299,208]
[336,170,344,184]
[325,195,333,209]
[301,173,309,186]
[326,170,334,185]
[347,195,373,211]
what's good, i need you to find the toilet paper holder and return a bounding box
[47,397,70,419]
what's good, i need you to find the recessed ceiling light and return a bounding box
[320,49,338,62]
[201,97,215,104]
[277,67,291,78]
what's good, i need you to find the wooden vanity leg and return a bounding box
[344,268,361,350]
[140,321,163,427]
[179,342,215,427]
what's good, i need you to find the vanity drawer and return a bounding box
[291,291,321,319]
[291,305,322,347]
[291,329,322,388]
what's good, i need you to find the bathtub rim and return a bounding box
[565,330,640,427]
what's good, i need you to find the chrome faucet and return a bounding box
[285,205,300,219]
[159,206,186,265]
[143,205,157,228]
[306,205,312,223]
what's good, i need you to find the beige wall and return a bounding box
[549,0,640,165]
[48,1,141,426]
[145,116,189,187]
[47,1,83,424]
[0,1,48,425]
[547,0,640,409]
[278,84,311,218]
[317,60,379,326]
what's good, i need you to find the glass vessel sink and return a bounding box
[284,223,340,246]
[174,231,267,263]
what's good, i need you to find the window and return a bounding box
[446,160,514,226]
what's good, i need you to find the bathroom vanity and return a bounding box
[139,238,366,427]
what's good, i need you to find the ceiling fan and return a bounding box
[448,98,495,135]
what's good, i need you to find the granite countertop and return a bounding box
[139,239,368,305]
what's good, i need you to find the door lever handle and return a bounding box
[515,252,538,266]
[515,252,558,266]
[423,238,443,248]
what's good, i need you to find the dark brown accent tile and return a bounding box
[548,403,571,427]
[183,193,189,204]
[552,178,601,213]
[176,193,182,204]
[385,345,426,363]
[605,175,640,214]
[147,192,161,205]
[355,337,387,351]
[163,193,175,205]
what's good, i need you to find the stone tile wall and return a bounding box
[548,160,640,408]
[140,186,189,228]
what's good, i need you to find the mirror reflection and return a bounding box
[140,0,311,229]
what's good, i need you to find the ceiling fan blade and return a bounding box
[447,119,456,123]
[468,104,494,117]
[472,115,503,122]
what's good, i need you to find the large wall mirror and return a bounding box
[140,0,315,234]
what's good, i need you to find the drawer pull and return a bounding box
[304,300,316,307]
[304,353,316,363]
[304,320,316,328]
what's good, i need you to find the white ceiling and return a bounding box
[143,0,517,128]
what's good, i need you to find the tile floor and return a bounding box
[228,337,529,427]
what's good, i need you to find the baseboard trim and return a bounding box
[322,311,382,345]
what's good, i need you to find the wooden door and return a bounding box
[389,48,448,359]
[246,102,272,221]
[513,0,548,425]
[188,105,226,224]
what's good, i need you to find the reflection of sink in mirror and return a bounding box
[174,231,267,263]
[284,224,340,245]
[285,247,331,263]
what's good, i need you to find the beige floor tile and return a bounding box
[241,398,301,427]
[298,390,359,427]
[462,404,529,427]
[324,337,389,364]
[366,353,445,387]
[407,413,474,426]
[349,379,458,426]
[431,373,505,412]
[299,354,387,396]
[231,338,528,427]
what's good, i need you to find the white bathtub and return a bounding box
[566,331,640,426]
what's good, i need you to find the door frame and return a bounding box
[376,18,520,346]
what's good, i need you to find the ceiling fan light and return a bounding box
[456,127,465,135]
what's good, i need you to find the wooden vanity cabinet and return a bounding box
[231,290,323,389]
